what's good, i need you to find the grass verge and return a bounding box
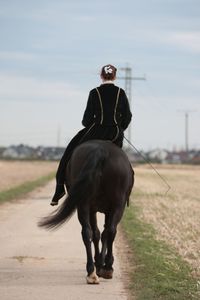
[0,172,55,204]
[122,203,199,300]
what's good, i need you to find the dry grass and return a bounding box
[132,164,200,278]
[0,160,57,192]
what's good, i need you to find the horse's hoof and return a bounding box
[50,201,58,206]
[98,268,113,279]
[86,270,100,284]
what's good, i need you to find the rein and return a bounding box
[124,136,171,195]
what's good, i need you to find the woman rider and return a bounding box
[50,64,132,206]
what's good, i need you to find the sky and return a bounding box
[0,0,199,150]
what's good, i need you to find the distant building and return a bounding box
[123,146,144,163]
[190,150,200,164]
[0,144,199,164]
[2,144,35,159]
[1,144,65,161]
[147,148,169,164]
[35,146,64,160]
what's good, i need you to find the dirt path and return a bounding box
[0,181,128,300]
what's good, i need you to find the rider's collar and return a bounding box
[101,80,115,85]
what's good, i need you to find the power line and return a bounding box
[117,64,146,143]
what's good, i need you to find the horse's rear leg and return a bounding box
[99,225,116,279]
[103,225,116,279]
[90,213,101,273]
[100,206,125,279]
[77,208,99,284]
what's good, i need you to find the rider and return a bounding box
[50,64,132,206]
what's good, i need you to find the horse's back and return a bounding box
[70,140,131,172]
[69,140,134,194]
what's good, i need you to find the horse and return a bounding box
[38,140,134,284]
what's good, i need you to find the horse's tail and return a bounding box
[38,146,107,230]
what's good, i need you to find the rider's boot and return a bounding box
[50,141,75,206]
[50,184,65,206]
[50,161,66,206]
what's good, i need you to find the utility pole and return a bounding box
[118,64,146,143]
[178,110,196,155]
[57,125,61,147]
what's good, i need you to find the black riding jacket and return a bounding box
[82,83,132,130]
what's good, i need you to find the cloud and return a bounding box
[0,74,85,102]
[0,51,36,61]
[147,30,200,54]
[166,31,200,53]
[128,28,200,54]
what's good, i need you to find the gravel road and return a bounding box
[0,181,128,300]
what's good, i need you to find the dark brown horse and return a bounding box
[38,140,134,284]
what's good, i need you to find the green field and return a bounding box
[0,172,55,204]
[122,165,200,299]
